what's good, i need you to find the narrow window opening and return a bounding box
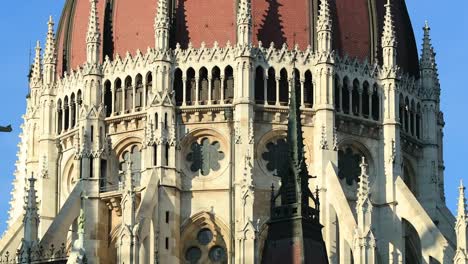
[166,211,170,223]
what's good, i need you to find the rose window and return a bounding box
[186,138,225,176]
[262,138,289,176]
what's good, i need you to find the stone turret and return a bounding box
[354,157,376,264]
[419,20,442,221]
[380,0,404,262]
[237,0,252,47]
[154,0,170,51]
[455,181,468,264]
[262,58,328,264]
[43,16,56,87]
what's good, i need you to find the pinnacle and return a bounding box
[421,20,436,71]
[155,0,170,29]
[357,157,370,201]
[382,0,396,47]
[31,41,42,85]
[237,0,252,24]
[44,16,56,64]
[317,0,332,32]
[458,179,467,220]
[86,0,100,44]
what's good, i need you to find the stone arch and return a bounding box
[211,66,222,104]
[115,78,123,114]
[124,76,133,112]
[224,66,234,103]
[180,211,230,264]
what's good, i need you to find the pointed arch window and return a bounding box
[104,80,112,117]
[199,67,209,105]
[255,66,265,104]
[304,70,313,108]
[187,68,196,105]
[212,67,222,104]
[174,68,184,106]
[279,68,288,105]
[267,68,276,105]
[146,72,153,106]
[224,66,234,103]
[115,79,123,115]
[135,74,144,109]
[124,76,133,112]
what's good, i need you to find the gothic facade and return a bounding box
[0,0,466,263]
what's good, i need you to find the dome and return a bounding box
[56,0,420,76]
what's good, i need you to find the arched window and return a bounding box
[342,77,350,114]
[362,82,370,118]
[199,67,209,105]
[125,76,133,112]
[399,94,405,125]
[372,84,380,121]
[187,68,196,105]
[57,99,63,134]
[410,100,415,136]
[70,93,76,128]
[104,80,112,117]
[64,96,69,131]
[404,97,410,133]
[120,145,142,186]
[416,103,421,139]
[352,79,360,116]
[115,78,123,115]
[334,75,341,111]
[174,68,184,106]
[304,70,313,108]
[403,219,422,264]
[224,66,234,103]
[165,143,170,166]
[146,72,153,106]
[279,68,288,105]
[255,66,265,104]
[135,74,144,109]
[211,67,221,104]
[267,68,276,105]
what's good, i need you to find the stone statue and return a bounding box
[0,125,12,133]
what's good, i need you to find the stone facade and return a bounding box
[0,0,462,263]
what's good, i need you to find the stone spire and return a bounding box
[43,16,57,86]
[316,0,332,53]
[237,0,252,46]
[23,175,39,245]
[154,0,170,51]
[30,41,42,88]
[354,157,376,264]
[261,56,328,264]
[455,180,468,264]
[86,0,101,65]
[421,21,434,71]
[381,0,397,68]
[19,174,40,263]
[420,21,440,101]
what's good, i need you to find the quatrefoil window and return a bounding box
[186,138,225,176]
[262,138,289,176]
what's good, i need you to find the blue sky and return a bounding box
[0,1,467,234]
